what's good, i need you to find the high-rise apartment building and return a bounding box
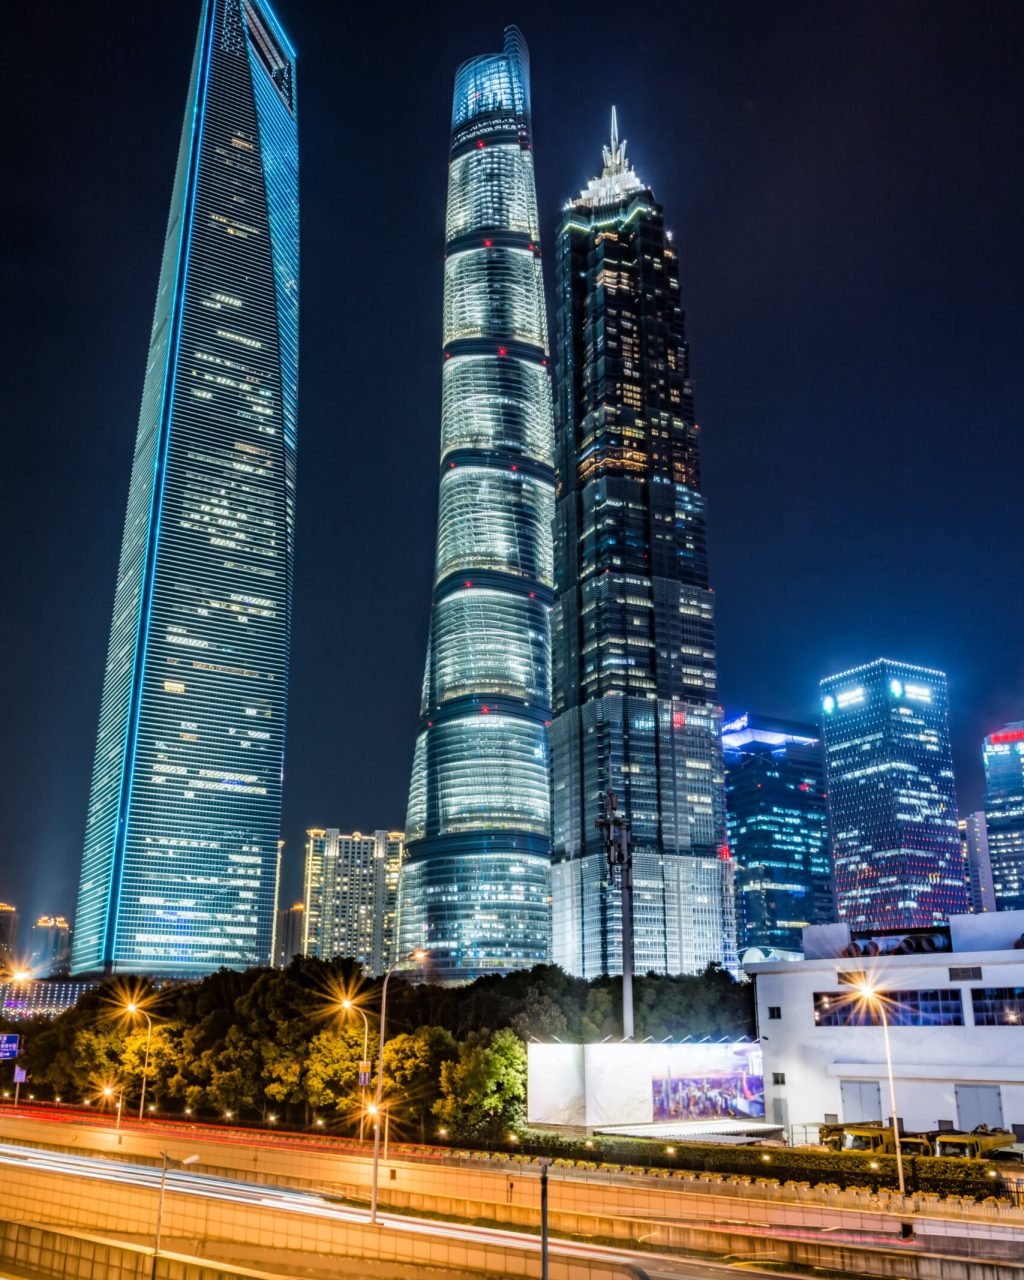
[820,659,968,929]
[983,723,1024,912]
[73,0,298,976]
[304,830,405,974]
[959,812,997,913]
[273,901,305,966]
[722,713,833,956]
[0,905,18,964]
[549,116,733,977]
[401,28,555,981]
[30,917,72,977]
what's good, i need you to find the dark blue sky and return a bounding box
[2,1,1022,934]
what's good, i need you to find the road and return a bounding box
[0,1139,810,1280]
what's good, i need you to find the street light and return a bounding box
[856,981,906,1199]
[340,998,371,1141]
[126,1001,155,1121]
[102,1084,125,1133]
[152,1151,199,1278]
[370,948,427,1224]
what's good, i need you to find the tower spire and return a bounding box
[610,105,619,155]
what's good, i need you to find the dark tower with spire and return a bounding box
[550,114,734,977]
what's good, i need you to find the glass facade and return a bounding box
[303,830,405,975]
[820,660,969,930]
[959,810,997,912]
[72,0,298,976]
[549,116,734,978]
[401,28,555,980]
[982,723,1024,912]
[723,713,833,956]
[971,987,1024,1026]
[813,988,965,1028]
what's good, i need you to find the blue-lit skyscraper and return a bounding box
[549,117,734,977]
[73,0,298,976]
[983,723,1024,912]
[722,713,833,956]
[819,659,968,930]
[401,28,555,980]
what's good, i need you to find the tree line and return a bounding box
[2,960,753,1142]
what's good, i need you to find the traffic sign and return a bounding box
[0,1034,19,1060]
[13,1067,26,1083]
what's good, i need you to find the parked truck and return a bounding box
[818,1120,1021,1161]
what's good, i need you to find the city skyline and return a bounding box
[3,0,1023,924]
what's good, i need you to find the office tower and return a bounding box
[549,114,733,977]
[722,713,833,956]
[304,829,405,974]
[72,0,299,977]
[0,904,18,963]
[983,723,1024,912]
[274,901,305,966]
[401,28,555,981]
[959,812,997,913]
[820,659,968,929]
[30,917,72,977]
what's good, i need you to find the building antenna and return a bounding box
[597,791,634,1040]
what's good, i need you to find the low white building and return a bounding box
[749,910,1024,1139]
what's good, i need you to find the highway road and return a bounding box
[0,1139,820,1280]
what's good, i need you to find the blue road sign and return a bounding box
[0,1034,19,1060]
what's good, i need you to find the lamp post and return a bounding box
[341,998,371,1141]
[538,1156,553,1280]
[152,1151,199,1278]
[102,1084,125,1133]
[127,1002,154,1120]
[857,983,906,1199]
[370,949,426,1224]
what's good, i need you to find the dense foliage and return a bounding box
[0,959,753,1141]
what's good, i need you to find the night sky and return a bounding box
[3,1,1022,939]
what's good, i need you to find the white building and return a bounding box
[749,911,1024,1138]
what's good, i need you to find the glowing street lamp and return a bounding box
[102,1083,125,1133]
[855,980,906,1198]
[370,948,427,1224]
[125,1001,155,1121]
[340,997,371,1141]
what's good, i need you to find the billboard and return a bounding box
[527,1041,764,1129]
[651,1042,763,1121]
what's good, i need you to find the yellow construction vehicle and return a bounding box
[932,1126,1020,1160]
[818,1121,933,1156]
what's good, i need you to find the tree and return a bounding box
[433,1028,526,1140]
[382,1025,457,1141]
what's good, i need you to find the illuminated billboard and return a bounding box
[527,1041,764,1129]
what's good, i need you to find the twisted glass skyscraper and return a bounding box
[401,28,555,981]
[550,118,734,978]
[73,0,298,976]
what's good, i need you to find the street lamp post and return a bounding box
[538,1157,553,1280]
[370,949,426,1225]
[857,983,906,1199]
[128,1003,154,1120]
[341,999,371,1141]
[103,1084,125,1133]
[152,1151,199,1279]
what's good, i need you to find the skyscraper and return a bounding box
[73,0,298,976]
[722,713,833,956]
[0,905,18,965]
[304,829,405,974]
[30,917,72,978]
[820,659,968,929]
[549,116,733,978]
[273,901,305,966]
[983,723,1024,912]
[401,28,555,981]
[959,812,997,913]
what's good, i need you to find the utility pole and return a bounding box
[597,791,634,1040]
